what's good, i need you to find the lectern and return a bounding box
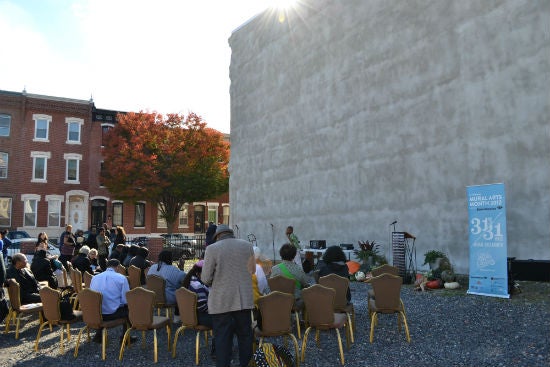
[392,232,417,284]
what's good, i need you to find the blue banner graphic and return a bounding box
[466,183,509,298]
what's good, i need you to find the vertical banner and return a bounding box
[466,183,509,298]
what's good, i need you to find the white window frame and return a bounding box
[64,153,82,184]
[157,204,167,229]
[134,201,146,228]
[33,114,51,142]
[0,114,11,137]
[112,201,124,227]
[21,194,40,228]
[46,195,63,228]
[0,197,12,227]
[0,152,7,179]
[66,117,84,144]
[101,123,114,147]
[207,202,218,225]
[178,204,189,228]
[31,151,51,182]
[222,204,230,225]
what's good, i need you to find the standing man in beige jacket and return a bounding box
[201,224,255,367]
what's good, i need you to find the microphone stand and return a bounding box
[270,223,276,262]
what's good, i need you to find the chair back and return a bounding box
[116,264,127,275]
[175,287,198,327]
[257,291,294,335]
[302,284,336,328]
[267,275,295,295]
[370,273,403,312]
[61,267,69,287]
[371,264,399,277]
[6,279,22,311]
[39,286,62,322]
[127,265,141,289]
[72,268,83,293]
[146,274,167,304]
[319,274,350,311]
[126,287,155,330]
[78,288,103,329]
[83,271,93,288]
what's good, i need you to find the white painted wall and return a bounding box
[228,0,550,273]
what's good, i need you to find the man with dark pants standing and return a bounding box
[201,225,255,367]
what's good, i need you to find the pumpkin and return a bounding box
[346,261,361,274]
[444,282,460,289]
[426,280,442,289]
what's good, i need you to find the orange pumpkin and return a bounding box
[426,280,442,289]
[346,261,361,274]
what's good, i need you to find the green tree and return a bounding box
[102,111,229,232]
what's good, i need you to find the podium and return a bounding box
[392,232,417,284]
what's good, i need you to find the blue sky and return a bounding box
[0,0,293,132]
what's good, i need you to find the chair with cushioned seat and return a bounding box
[146,274,175,319]
[119,287,172,363]
[127,265,142,289]
[35,286,83,355]
[318,273,355,343]
[368,273,410,343]
[4,278,43,339]
[267,275,303,339]
[172,287,212,365]
[301,284,349,365]
[255,291,300,367]
[74,288,128,360]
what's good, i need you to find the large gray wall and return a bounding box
[228,0,550,273]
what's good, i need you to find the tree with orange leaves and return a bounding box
[101,111,229,232]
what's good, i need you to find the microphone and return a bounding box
[235,224,239,230]
[270,223,274,227]
[389,220,397,226]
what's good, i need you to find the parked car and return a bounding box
[5,230,60,264]
[129,236,149,246]
[160,234,200,260]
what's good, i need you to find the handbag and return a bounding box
[59,290,75,320]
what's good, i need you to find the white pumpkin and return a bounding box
[444,282,460,289]
[355,271,366,281]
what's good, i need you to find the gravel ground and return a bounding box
[1,280,548,367]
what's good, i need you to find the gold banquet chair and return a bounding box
[267,275,303,339]
[255,291,300,367]
[301,284,349,365]
[172,287,212,365]
[119,287,172,363]
[74,288,128,360]
[368,273,410,343]
[318,273,355,343]
[146,274,176,319]
[35,286,83,355]
[4,279,43,339]
[127,265,142,289]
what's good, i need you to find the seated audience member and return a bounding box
[89,259,135,344]
[72,246,93,275]
[128,246,152,285]
[123,245,139,268]
[270,243,312,308]
[109,243,125,261]
[88,248,100,272]
[182,260,211,327]
[6,253,41,304]
[147,250,186,308]
[252,247,270,305]
[31,249,58,289]
[318,245,351,302]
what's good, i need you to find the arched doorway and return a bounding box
[91,199,107,230]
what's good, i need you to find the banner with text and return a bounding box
[467,183,509,298]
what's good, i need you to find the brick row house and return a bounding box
[0,89,229,240]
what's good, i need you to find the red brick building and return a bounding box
[0,89,229,239]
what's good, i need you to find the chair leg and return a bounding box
[294,311,301,339]
[73,325,88,358]
[400,311,411,343]
[300,327,313,363]
[102,328,107,360]
[346,313,354,343]
[4,309,13,334]
[195,330,200,365]
[60,324,65,355]
[15,314,21,339]
[172,326,186,358]
[369,312,377,343]
[335,328,345,365]
[34,321,49,351]
[288,333,300,367]
[119,329,133,361]
[166,324,171,352]
[153,329,158,363]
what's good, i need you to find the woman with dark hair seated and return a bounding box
[270,243,312,308]
[147,250,186,308]
[318,245,351,302]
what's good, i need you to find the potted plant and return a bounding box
[355,240,382,271]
